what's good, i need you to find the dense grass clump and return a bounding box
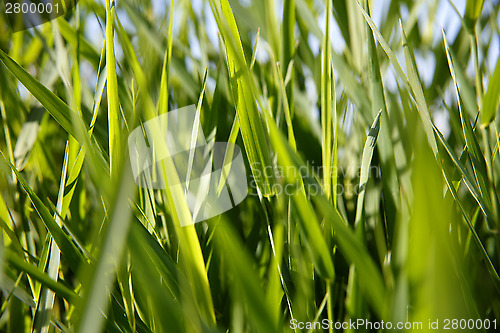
[0,0,499,332]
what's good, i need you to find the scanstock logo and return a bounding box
[2,0,77,32]
[128,105,248,226]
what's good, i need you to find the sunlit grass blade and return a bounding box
[106,0,122,177]
[130,104,216,326]
[354,110,382,231]
[208,0,275,196]
[480,55,500,126]
[464,0,485,31]
[271,54,296,150]
[321,0,334,201]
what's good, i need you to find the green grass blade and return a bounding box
[407,142,469,326]
[272,55,296,150]
[158,0,174,115]
[432,124,494,220]
[464,0,485,31]
[282,0,295,118]
[266,114,387,314]
[76,164,136,333]
[212,218,279,333]
[480,55,500,126]
[357,2,409,91]
[264,113,334,279]
[32,142,70,333]
[209,0,275,196]
[106,0,122,177]
[364,0,400,224]
[115,15,156,120]
[0,49,85,144]
[250,28,261,70]
[0,269,36,308]
[321,0,334,201]
[400,22,439,156]
[346,110,382,322]
[346,0,365,72]
[0,152,88,275]
[57,18,100,69]
[354,110,382,230]
[439,158,500,293]
[6,250,81,305]
[128,222,187,332]
[443,31,494,223]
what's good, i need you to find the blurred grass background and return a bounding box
[0,0,500,332]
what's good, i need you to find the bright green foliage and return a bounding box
[464,0,485,31]
[0,0,500,332]
[481,58,500,126]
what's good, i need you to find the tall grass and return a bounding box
[0,0,499,332]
